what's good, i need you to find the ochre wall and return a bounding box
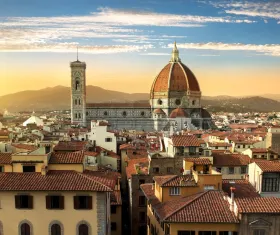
[48,164,83,172]
[161,186,200,202]
[111,205,122,235]
[0,191,99,235]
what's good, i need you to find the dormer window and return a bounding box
[169,187,180,195]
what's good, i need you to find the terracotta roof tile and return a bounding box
[53,141,88,152]
[236,197,280,213]
[165,191,238,223]
[126,157,149,179]
[0,153,12,164]
[11,143,37,151]
[154,175,197,187]
[0,170,112,191]
[208,142,232,147]
[141,186,239,223]
[213,153,251,167]
[49,151,85,164]
[222,179,260,198]
[185,157,212,165]
[171,135,200,147]
[255,160,280,172]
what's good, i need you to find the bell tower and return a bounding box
[70,54,86,126]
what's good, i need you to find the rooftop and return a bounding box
[222,179,260,198]
[236,197,280,213]
[0,170,112,192]
[213,153,251,167]
[171,135,200,147]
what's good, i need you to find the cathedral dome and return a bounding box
[169,108,188,118]
[150,42,200,99]
[153,108,166,115]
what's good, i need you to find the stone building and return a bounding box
[70,43,212,131]
[0,146,122,235]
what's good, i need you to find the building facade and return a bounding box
[70,43,213,131]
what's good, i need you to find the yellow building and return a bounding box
[0,146,122,235]
[141,157,240,235]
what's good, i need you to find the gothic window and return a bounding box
[79,99,81,105]
[86,112,89,116]
[192,100,196,106]
[141,111,145,117]
[78,224,89,235]
[75,99,77,105]
[78,113,81,119]
[75,79,80,91]
[51,224,61,235]
[104,111,108,116]
[75,113,78,119]
[20,223,31,235]
[122,111,127,117]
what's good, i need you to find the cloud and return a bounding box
[140,52,170,56]
[0,7,256,53]
[207,1,280,21]
[0,42,153,54]
[169,42,280,56]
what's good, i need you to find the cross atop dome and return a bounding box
[170,41,181,62]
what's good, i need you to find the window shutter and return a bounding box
[15,195,20,209]
[59,196,64,209]
[87,196,92,209]
[74,196,79,209]
[46,195,51,209]
[28,195,33,209]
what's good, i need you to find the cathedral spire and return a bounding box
[170,41,181,62]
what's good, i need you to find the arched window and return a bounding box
[78,113,81,119]
[75,99,77,105]
[75,80,80,90]
[75,113,78,119]
[20,223,31,235]
[51,224,61,235]
[49,221,64,235]
[79,224,88,235]
[76,221,91,235]
[78,99,81,105]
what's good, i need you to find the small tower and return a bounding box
[70,52,87,126]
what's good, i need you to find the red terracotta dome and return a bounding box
[169,108,188,118]
[153,108,166,115]
[150,42,200,98]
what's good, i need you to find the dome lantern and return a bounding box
[170,41,181,62]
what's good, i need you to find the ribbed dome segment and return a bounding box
[151,62,200,95]
[170,108,188,118]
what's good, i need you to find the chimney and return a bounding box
[230,187,235,212]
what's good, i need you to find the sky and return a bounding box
[0,0,280,96]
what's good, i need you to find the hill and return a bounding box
[1,86,280,113]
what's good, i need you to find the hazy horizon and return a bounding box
[1,0,280,96]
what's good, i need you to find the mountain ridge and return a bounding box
[1,86,280,112]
